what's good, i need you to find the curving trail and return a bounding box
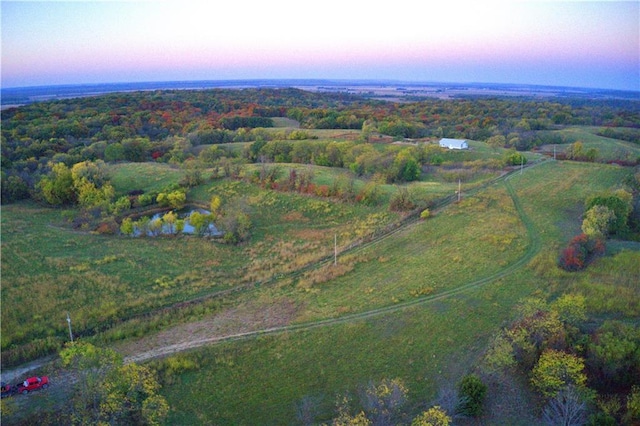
[4,161,548,379]
[125,164,546,364]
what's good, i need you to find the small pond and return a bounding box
[130,207,222,237]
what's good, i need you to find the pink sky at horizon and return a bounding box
[2,1,638,91]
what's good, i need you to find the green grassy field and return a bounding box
[156,160,638,424]
[2,158,638,424]
[109,162,186,195]
[1,163,404,364]
[539,126,640,162]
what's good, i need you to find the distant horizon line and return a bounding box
[3,78,638,93]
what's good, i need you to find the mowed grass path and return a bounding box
[161,160,636,424]
[2,160,635,424]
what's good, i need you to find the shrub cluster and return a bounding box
[558,233,605,272]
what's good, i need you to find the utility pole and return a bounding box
[66,312,74,342]
[553,144,556,160]
[520,155,524,174]
[457,179,461,202]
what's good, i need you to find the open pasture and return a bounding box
[109,162,185,195]
[153,160,638,424]
[2,159,637,424]
[539,126,640,162]
[1,163,404,366]
[158,160,638,424]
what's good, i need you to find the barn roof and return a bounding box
[439,138,468,148]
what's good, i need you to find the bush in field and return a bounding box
[411,406,451,426]
[503,149,528,167]
[551,294,587,327]
[389,150,421,183]
[219,198,252,244]
[152,355,200,386]
[420,209,431,220]
[38,162,77,205]
[111,196,132,215]
[530,349,587,398]
[356,182,381,206]
[456,374,487,417]
[586,189,633,236]
[137,192,155,207]
[120,217,135,236]
[156,189,186,209]
[558,233,605,272]
[360,378,408,425]
[582,205,616,239]
[389,186,416,211]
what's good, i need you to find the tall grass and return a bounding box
[1,165,404,366]
[157,160,638,424]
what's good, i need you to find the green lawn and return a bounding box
[1,164,402,365]
[539,126,640,162]
[2,159,637,424]
[158,160,638,424]
[109,162,185,195]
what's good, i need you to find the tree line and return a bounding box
[3,88,639,203]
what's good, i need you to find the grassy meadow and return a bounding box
[2,156,638,424]
[2,162,405,365]
[540,126,640,162]
[157,160,638,424]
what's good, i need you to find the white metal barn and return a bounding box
[439,138,469,150]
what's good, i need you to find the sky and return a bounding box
[1,0,639,91]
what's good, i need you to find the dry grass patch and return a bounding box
[243,239,329,283]
[282,211,308,222]
[297,263,355,290]
[290,228,327,241]
[114,297,301,359]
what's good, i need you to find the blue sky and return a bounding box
[2,1,639,90]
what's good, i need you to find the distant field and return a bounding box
[538,126,640,162]
[271,117,300,128]
[109,162,185,195]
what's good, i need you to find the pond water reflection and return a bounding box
[131,207,221,237]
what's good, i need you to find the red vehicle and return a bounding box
[1,382,15,398]
[16,376,49,394]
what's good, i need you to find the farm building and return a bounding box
[439,138,468,150]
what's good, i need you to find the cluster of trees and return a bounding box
[558,233,605,272]
[248,140,438,183]
[37,160,110,206]
[559,188,634,271]
[0,89,358,203]
[21,154,253,243]
[484,295,640,424]
[59,341,168,425]
[563,141,599,162]
[288,97,640,142]
[597,126,640,144]
[300,375,487,425]
[251,165,381,207]
[3,88,639,204]
[120,195,251,244]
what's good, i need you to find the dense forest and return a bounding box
[2,88,640,205]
